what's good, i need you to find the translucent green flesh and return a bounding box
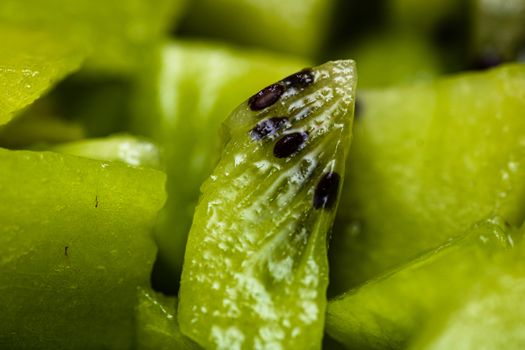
[0,0,187,73]
[346,32,443,88]
[135,288,200,350]
[178,61,356,349]
[0,26,83,126]
[132,41,310,284]
[51,135,162,169]
[330,64,525,293]
[0,149,166,349]
[410,232,525,349]
[326,218,513,349]
[181,0,334,57]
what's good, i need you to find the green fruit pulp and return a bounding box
[135,288,200,350]
[0,148,166,349]
[132,41,310,285]
[330,64,525,293]
[180,0,334,57]
[326,217,514,349]
[409,229,525,349]
[178,60,356,349]
[0,25,83,126]
[0,0,187,74]
[51,135,162,170]
[346,32,443,88]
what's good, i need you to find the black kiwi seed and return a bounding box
[248,83,285,111]
[313,172,340,209]
[283,68,315,88]
[250,117,290,140]
[273,132,308,158]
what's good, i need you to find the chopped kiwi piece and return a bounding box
[51,135,162,169]
[345,32,443,88]
[330,64,525,293]
[178,60,356,349]
[136,288,200,350]
[0,0,187,74]
[0,148,166,348]
[180,0,334,57]
[132,41,310,289]
[326,217,514,350]
[0,25,83,126]
[409,231,525,350]
[470,0,525,66]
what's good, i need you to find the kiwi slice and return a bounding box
[326,217,515,350]
[178,60,356,349]
[409,229,525,350]
[330,64,525,293]
[131,41,309,291]
[0,25,83,126]
[0,148,166,348]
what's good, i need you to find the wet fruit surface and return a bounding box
[178,60,356,350]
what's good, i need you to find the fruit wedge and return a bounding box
[178,60,356,349]
[136,288,200,350]
[326,217,514,349]
[0,25,83,126]
[330,64,525,293]
[132,41,309,289]
[0,0,187,73]
[0,148,166,349]
[180,0,334,57]
[409,230,525,350]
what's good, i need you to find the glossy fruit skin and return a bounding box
[178,60,356,350]
[330,64,525,294]
[326,217,514,350]
[132,41,310,289]
[0,149,166,349]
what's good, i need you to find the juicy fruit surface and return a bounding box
[181,0,333,57]
[133,41,310,282]
[178,60,356,349]
[136,288,200,350]
[330,64,525,293]
[0,149,166,349]
[410,234,525,350]
[0,26,83,125]
[326,217,514,349]
[0,0,186,73]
